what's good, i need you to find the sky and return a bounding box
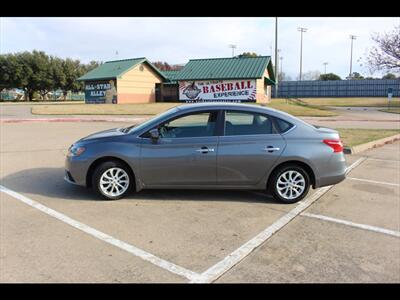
[1,17,399,79]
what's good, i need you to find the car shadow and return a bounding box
[0,167,278,204]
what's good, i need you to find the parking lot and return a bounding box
[0,121,399,283]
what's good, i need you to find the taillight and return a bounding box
[323,139,343,153]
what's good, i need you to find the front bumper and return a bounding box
[64,155,90,187]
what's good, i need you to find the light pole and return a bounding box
[298,27,307,81]
[280,56,283,79]
[323,62,328,74]
[349,35,357,78]
[274,17,279,98]
[229,44,237,57]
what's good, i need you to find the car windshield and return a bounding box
[124,107,180,134]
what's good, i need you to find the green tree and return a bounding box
[238,52,259,58]
[350,72,364,80]
[59,58,83,99]
[319,73,342,80]
[0,54,19,92]
[382,73,397,79]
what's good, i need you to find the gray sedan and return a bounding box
[65,103,347,203]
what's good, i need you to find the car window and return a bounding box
[225,110,274,136]
[274,117,294,133]
[157,111,218,138]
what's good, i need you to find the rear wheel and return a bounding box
[269,164,310,204]
[92,161,133,200]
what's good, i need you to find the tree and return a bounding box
[59,58,84,99]
[349,72,364,80]
[319,73,341,81]
[382,73,397,79]
[367,25,400,73]
[237,52,259,58]
[152,61,172,71]
[0,54,20,93]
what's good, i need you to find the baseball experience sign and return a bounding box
[179,79,257,102]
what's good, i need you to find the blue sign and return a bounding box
[85,80,117,104]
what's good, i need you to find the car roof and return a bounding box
[173,102,306,127]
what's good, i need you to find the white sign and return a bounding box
[179,79,257,102]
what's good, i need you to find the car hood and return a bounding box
[79,127,125,142]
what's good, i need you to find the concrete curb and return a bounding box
[344,134,400,154]
[0,117,148,124]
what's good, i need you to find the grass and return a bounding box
[337,128,400,147]
[31,101,337,117]
[379,108,400,114]
[285,97,400,107]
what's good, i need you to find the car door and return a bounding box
[139,110,220,187]
[217,109,286,185]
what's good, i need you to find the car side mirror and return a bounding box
[149,128,160,143]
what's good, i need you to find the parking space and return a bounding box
[1,121,399,282]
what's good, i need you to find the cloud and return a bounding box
[1,17,399,78]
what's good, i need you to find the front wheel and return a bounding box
[269,165,311,204]
[92,161,133,200]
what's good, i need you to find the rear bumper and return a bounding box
[315,153,347,188]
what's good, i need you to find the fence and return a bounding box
[272,79,400,98]
[0,90,85,101]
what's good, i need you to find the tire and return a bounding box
[268,164,311,204]
[92,160,134,200]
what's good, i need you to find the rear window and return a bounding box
[274,117,294,133]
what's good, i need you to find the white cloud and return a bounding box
[1,17,399,79]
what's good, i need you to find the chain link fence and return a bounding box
[272,79,400,98]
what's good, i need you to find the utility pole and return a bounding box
[274,17,279,98]
[229,44,237,57]
[349,35,357,79]
[298,27,307,81]
[280,56,283,79]
[323,62,328,74]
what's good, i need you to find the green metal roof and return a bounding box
[174,56,275,84]
[162,70,181,81]
[78,57,167,81]
[160,70,182,84]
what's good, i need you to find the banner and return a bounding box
[84,80,117,104]
[179,79,257,102]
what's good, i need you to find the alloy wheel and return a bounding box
[276,170,306,201]
[99,167,130,197]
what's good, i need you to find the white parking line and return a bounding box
[0,185,199,282]
[0,157,367,283]
[366,158,400,163]
[190,157,367,283]
[346,177,400,187]
[301,212,400,238]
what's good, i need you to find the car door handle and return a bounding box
[196,147,214,153]
[263,147,280,152]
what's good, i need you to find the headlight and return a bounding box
[67,145,86,157]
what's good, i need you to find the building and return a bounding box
[78,57,168,104]
[78,56,275,104]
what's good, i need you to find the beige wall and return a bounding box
[117,63,163,103]
[256,68,272,104]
